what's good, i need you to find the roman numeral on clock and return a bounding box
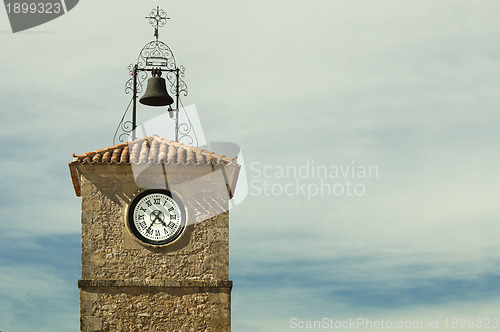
[167,221,176,229]
[146,200,152,207]
[168,207,174,212]
[154,198,160,204]
[138,221,147,229]
[170,214,176,220]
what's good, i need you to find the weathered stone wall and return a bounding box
[79,281,231,332]
[77,164,231,331]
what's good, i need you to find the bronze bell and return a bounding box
[139,69,174,107]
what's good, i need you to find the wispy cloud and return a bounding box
[0,234,79,331]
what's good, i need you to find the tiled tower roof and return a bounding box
[70,136,237,166]
[69,136,239,197]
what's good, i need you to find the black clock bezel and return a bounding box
[127,189,186,246]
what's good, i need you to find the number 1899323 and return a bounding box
[445,318,498,329]
[5,2,62,14]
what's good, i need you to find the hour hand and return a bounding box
[150,210,167,227]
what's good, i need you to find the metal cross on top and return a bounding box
[145,6,170,40]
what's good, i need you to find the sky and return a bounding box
[1,0,500,331]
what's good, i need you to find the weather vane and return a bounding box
[145,6,170,40]
[114,6,194,146]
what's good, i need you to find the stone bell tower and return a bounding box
[69,136,240,331]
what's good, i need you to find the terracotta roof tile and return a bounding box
[69,136,240,198]
[71,136,237,166]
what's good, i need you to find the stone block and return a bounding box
[81,316,103,331]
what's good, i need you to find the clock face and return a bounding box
[128,190,185,245]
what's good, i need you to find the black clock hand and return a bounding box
[146,220,154,233]
[146,211,157,232]
[152,210,167,227]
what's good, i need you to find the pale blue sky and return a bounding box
[1,1,500,331]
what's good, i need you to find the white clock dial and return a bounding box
[128,190,185,245]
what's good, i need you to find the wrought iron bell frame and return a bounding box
[131,65,183,141]
[114,6,189,144]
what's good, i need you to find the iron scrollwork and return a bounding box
[114,6,196,146]
[146,6,169,29]
[177,106,198,146]
[137,40,176,70]
[124,64,147,95]
[112,97,134,144]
